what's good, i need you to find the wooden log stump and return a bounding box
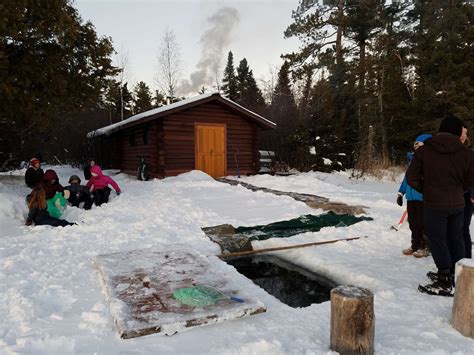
[330,285,374,355]
[452,258,474,338]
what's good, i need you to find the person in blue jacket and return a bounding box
[397,133,432,258]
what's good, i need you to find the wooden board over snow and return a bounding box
[95,247,266,338]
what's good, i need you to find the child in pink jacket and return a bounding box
[86,165,121,206]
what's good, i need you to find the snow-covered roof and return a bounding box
[87,92,276,138]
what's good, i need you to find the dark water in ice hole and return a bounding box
[226,255,338,308]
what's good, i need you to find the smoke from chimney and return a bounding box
[181,7,240,94]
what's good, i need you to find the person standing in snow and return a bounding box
[65,175,93,210]
[83,157,95,181]
[86,165,121,206]
[25,187,74,227]
[461,125,472,259]
[406,114,474,296]
[397,134,432,258]
[25,157,44,188]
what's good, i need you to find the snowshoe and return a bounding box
[418,283,454,297]
[418,272,454,297]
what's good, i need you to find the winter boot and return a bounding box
[418,270,454,297]
[413,249,430,258]
[402,247,414,256]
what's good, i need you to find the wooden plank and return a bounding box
[95,247,266,338]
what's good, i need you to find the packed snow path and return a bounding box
[1,166,473,354]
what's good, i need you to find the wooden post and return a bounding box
[452,259,474,338]
[330,286,375,355]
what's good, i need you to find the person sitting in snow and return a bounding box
[39,169,71,218]
[40,169,65,199]
[25,157,44,189]
[86,165,121,206]
[397,134,432,258]
[407,114,474,297]
[65,175,93,210]
[25,187,74,227]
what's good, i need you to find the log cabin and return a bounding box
[87,93,276,179]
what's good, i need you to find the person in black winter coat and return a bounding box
[25,157,44,188]
[25,187,74,227]
[83,158,96,181]
[65,175,93,210]
[407,115,474,297]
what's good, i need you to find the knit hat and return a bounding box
[30,158,40,166]
[439,115,464,137]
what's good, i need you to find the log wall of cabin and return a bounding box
[91,135,121,170]
[101,101,262,178]
[116,123,163,178]
[162,101,260,177]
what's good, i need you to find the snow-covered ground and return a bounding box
[1,167,473,354]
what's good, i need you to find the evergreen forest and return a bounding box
[1,1,473,173]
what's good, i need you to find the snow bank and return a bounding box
[1,166,473,354]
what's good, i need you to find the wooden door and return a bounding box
[195,124,226,178]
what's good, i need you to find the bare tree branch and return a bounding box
[155,28,183,99]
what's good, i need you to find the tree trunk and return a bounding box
[336,0,344,67]
[358,41,366,130]
[378,68,389,164]
[452,259,474,338]
[330,285,375,355]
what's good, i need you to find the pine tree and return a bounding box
[272,61,296,125]
[221,51,237,100]
[344,0,385,130]
[236,58,250,104]
[0,0,118,165]
[284,0,349,79]
[235,58,265,111]
[119,83,133,119]
[133,81,153,114]
[105,81,133,121]
[410,2,474,127]
[369,2,414,162]
[267,61,298,164]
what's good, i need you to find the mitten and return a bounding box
[116,191,121,196]
[396,193,403,206]
[63,190,70,200]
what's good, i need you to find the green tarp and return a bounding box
[235,212,372,241]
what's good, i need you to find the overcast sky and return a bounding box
[75,0,301,96]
